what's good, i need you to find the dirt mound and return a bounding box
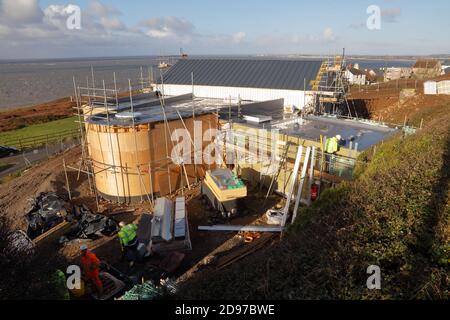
[0,147,82,230]
[349,85,450,126]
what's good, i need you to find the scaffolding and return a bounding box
[305,51,358,118]
[71,66,219,207]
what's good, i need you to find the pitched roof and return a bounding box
[347,67,367,76]
[413,59,440,68]
[159,58,323,90]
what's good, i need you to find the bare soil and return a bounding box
[0,97,76,132]
[348,77,450,126]
[0,144,282,280]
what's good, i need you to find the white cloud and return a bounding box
[381,8,401,23]
[323,27,336,42]
[100,17,125,30]
[141,16,194,40]
[231,31,246,44]
[88,0,121,17]
[43,4,74,29]
[0,0,43,24]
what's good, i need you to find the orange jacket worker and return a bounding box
[80,244,103,296]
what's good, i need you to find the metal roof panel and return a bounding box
[160,58,323,91]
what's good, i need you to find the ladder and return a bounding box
[262,141,292,208]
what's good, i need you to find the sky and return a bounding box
[0,0,449,59]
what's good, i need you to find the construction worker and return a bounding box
[325,135,341,173]
[52,269,70,300]
[325,135,341,154]
[80,244,103,297]
[118,221,138,265]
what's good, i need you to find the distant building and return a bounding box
[424,81,437,95]
[384,67,412,81]
[344,67,367,85]
[441,60,450,74]
[412,59,442,79]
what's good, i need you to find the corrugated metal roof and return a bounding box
[159,58,323,90]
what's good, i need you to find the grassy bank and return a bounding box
[0,116,79,148]
[179,105,450,299]
[0,97,76,133]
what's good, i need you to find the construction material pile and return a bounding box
[63,204,118,240]
[25,192,67,239]
[118,282,161,300]
[24,192,119,242]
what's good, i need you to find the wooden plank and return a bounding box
[33,221,74,246]
[215,234,274,270]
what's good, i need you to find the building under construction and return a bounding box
[72,57,400,205]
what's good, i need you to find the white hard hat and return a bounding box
[80,244,88,251]
[336,135,342,140]
[119,221,126,228]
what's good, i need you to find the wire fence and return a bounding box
[348,78,424,98]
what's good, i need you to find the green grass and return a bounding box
[0,116,79,147]
[179,106,450,300]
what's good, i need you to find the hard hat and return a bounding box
[80,244,88,251]
[336,135,342,140]
[119,221,126,228]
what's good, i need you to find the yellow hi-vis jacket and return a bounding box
[118,224,137,247]
[325,137,339,154]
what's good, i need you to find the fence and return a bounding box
[348,78,423,99]
[0,128,81,151]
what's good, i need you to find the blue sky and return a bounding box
[1,0,449,59]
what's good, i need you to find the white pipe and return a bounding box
[281,145,304,227]
[198,225,282,232]
[292,146,311,223]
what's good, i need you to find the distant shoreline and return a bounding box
[0,55,440,111]
[0,53,448,64]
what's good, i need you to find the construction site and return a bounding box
[1,54,448,301]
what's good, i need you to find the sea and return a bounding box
[0,56,415,110]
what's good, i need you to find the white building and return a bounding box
[424,81,437,95]
[155,58,324,110]
[344,67,367,85]
[437,81,450,95]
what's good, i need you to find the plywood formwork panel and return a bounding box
[86,113,219,202]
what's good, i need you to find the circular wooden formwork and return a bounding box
[86,113,218,203]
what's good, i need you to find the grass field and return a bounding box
[0,116,79,148]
